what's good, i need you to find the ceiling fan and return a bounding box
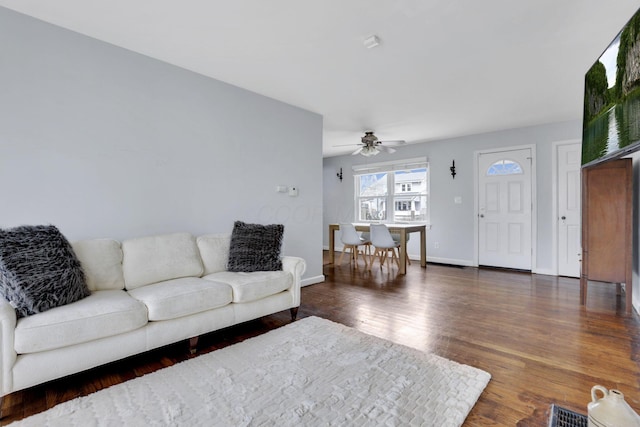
[339,131,406,157]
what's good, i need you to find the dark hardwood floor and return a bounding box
[2,252,639,426]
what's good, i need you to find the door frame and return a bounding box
[550,139,581,276]
[473,144,537,270]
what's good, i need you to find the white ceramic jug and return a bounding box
[588,385,640,427]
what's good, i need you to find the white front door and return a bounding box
[557,143,581,277]
[478,148,533,270]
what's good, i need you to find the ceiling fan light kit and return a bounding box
[360,145,380,156]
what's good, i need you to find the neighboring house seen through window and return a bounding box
[353,158,429,224]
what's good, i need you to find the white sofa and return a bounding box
[0,231,305,407]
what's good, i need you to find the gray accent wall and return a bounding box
[324,120,581,274]
[0,7,324,285]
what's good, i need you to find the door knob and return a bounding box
[479,214,484,218]
[561,216,566,220]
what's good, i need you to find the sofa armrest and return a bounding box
[281,256,306,307]
[0,299,17,396]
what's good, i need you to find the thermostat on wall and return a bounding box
[288,187,298,197]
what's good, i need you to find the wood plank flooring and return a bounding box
[2,252,639,426]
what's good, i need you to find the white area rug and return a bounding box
[11,316,490,426]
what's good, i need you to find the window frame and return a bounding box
[353,157,430,225]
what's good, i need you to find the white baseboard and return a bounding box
[427,256,474,267]
[533,268,556,276]
[301,275,325,287]
[323,247,565,276]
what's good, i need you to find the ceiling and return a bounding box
[1,1,639,157]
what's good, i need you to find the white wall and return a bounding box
[0,7,324,285]
[324,120,581,273]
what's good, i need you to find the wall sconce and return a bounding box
[337,167,343,182]
[450,160,456,179]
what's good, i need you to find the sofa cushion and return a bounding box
[71,239,125,291]
[122,233,203,290]
[0,225,90,318]
[227,221,284,273]
[197,234,231,275]
[127,277,232,321]
[14,290,147,354]
[203,271,292,303]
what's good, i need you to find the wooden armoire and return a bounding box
[580,158,633,314]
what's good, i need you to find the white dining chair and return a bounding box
[391,232,411,265]
[369,224,401,269]
[338,223,371,267]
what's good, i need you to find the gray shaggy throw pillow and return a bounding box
[227,221,284,272]
[0,225,90,318]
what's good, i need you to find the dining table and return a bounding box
[328,223,427,274]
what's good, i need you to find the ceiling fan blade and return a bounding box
[333,143,363,147]
[379,140,406,146]
[352,147,364,155]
